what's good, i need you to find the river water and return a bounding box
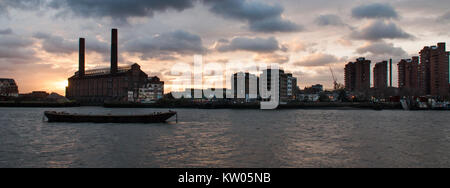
[0,107,449,168]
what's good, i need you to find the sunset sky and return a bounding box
[0,0,449,95]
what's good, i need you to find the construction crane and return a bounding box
[329,66,343,90]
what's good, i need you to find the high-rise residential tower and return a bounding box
[345,57,371,91]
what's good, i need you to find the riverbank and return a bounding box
[104,102,403,110]
[0,101,413,110]
[0,101,80,107]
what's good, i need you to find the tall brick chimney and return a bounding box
[111,28,118,74]
[79,38,85,77]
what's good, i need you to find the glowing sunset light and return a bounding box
[53,80,68,91]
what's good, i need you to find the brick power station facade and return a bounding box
[66,29,148,104]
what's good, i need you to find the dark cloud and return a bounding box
[352,3,398,19]
[33,32,108,55]
[352,20,413,41]
[3,0,302,32]
[48,0,197,23]
[0,35,38,64]
[216,37,282,53]
[249,17,302,33]
[0,0,44,15]
[33,32,76,54]
[204,0,302,33]
[204,0,282,21]
[356,41,408,57]
[0,35,34,48]
[124,30,206,60]
[0,28,13,35]
[294,53,342,67]
[315,14,346,26]
[0,0,43,9]
[0,47,36,61]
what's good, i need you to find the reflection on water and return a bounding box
[1,107,450,168]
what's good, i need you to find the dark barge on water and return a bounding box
[44,111,177,123]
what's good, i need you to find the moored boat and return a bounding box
[44,111,177,123]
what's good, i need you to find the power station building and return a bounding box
[66,29,150,104]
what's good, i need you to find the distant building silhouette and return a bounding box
[260,69,298,102]
[373,61,388,89]
[345,57,371,91]
[398,57,419,91]
[138,76,165,103]
[286,73,298,99]
[419,43,449,96]
[19,91,49,99]
[0,78,19,97]
[344,62,355,91]
[303,84,323,94]
[231,72,259,102]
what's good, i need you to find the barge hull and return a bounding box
[44,111,176,123]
